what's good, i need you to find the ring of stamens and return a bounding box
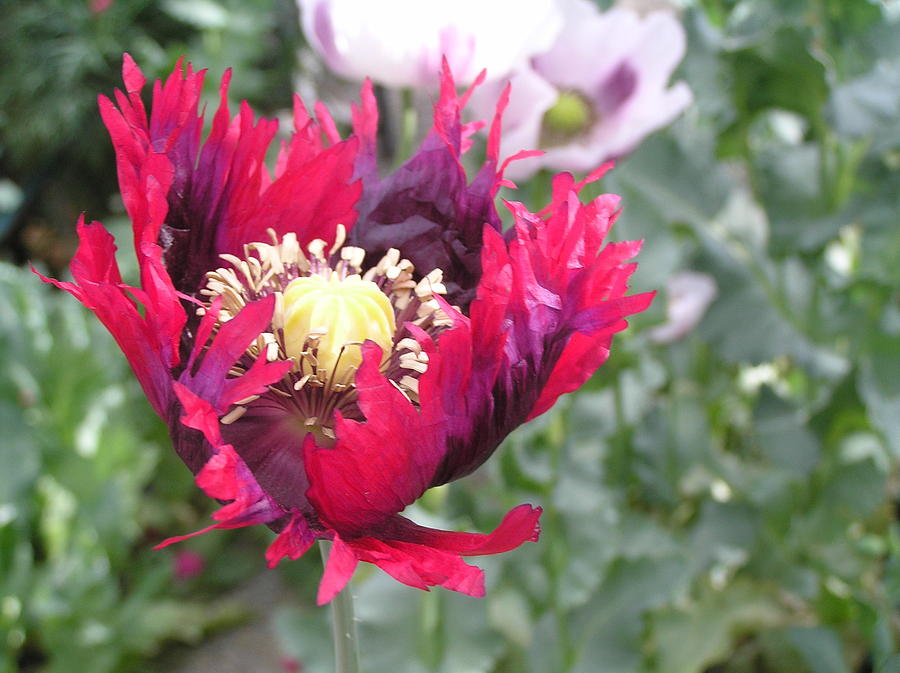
[199,227,454,439]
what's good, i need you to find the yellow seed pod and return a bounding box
[283,273,396,382]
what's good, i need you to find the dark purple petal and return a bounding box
[220,397,312,513]
[350,63,503,309]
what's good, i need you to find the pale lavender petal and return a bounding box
[297,0,563,87]
[533,4,643,91]
[622,10,689,89]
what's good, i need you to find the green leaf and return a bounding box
[550,450,621,609]
[858,332,900,457]
[689,501,759,574]
[751,141,846,254]
[719,0,808,50]
[273,603,334,673]
[828,60,900,142]
[649,579,784,673]
[786,627,852,673]
[610,132,732,233]
[877,653,900,673]
[697,237,848,379]
[488,587,533,648]
[819,456,887,522]
[858,199,900,287]
[752,387,821,476]
[728,25,829,119]
[161,0,230,29]
[354,572,504,673]
[631,388,716,506]
[0,404,40,508]
[569,556,692,673]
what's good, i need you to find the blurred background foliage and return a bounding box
[0,0,898,672]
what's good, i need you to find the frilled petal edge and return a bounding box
[34,216,183,418]
[154,384,285,549]
[265,504,542,605]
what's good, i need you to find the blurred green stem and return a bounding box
[395,88,417,170]
[320,541,360,673]
[814,120,869,212]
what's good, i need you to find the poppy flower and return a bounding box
[469,1,693,180]
[39,55,653,604]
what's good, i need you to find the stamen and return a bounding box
[399,358,428,374]
[329,224,347,256]
[389,379,412,403]
[340,246,366,272]
[307,238,328,261]
[221,406,247,424]
[395,337,421,353]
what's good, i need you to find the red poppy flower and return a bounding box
[39,55,653,604]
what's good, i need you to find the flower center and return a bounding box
[283,272,396,383]
[540,91,594,147]
[199,228,455,437]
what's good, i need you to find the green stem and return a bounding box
[320,541,360,673]
[394,88,416,170]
